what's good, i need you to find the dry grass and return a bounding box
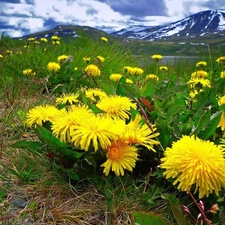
[0,147,138,225]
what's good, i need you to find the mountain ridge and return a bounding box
[111,9,225,41]
[16,9,225,44]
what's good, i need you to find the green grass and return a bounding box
[0,33,225,224]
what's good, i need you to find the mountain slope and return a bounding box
[21,25,118,41]
[112,10,225,41]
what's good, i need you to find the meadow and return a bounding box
[0,33,225,225]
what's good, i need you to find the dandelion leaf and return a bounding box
[35,125,84,161]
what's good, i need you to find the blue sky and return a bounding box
[0,0,224,37]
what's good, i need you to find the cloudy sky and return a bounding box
[0,0,224,38]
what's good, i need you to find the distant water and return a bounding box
[160,55,200,64]
[135,55,203,66]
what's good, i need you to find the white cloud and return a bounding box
[0,2,33,16]
[30,0,130,24]
[1,28,25,37]
[0,0,223,37]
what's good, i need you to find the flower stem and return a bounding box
[188,192,212,225]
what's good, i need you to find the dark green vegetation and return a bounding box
[0,32,225,224]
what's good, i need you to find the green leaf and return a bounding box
[141,80,156,98]
[130,107,139,120]
[67,172,80,181]
[167,84,188,93]
[219,104,225,112]
[11,140,43,153]
[174,96,187,107]
[132,211,168,225]
[166,105,186,116]
[198,111,222,140]
[116,82,127,96]
[192,110,210,135]
[98,81,114,95]
[89,103,104,114]
[161,193,191,225]
[157,122,172,148]
[35,126,84,161]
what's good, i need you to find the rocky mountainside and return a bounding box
[111,10,225,41]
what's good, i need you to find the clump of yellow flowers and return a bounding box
[26,89,160,177]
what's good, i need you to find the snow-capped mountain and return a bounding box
[112,10,225,41]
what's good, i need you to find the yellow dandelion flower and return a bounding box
[70,115,119,151]
[132,67,144,76]
[51,104,94,143]
[56,93,79,105]
[161,135,225,198]
[22,69,36,76]
[220,71,225,78]
[126,79,133,84]
[40,37,48,42]
[101,139,138,176]
[218,112,225,131]
[152,54,163,60]
[196,61,207,67]
[6,50,12,55]
[146,74,159,81]
[0,54,3,58]
[218,95,225,105]
[82,57,91,63]
[96,55,105,62]
[33,40,40,44]
[110,73,122,82]
[51,35,60,41]
[122,114,160,151]
[57,55,69,63]
[96,95,136,120]
[189,89,198,98]
[84,64,101,76]
[159,66,168,71]
[191,70,208,78]
[218,96,225,131]
[47,62,61,72]
[26,105,59,127]
[187,77,211,88]
[27,37,35,41]
[85,88,107,101]
[216,56,225,63]
[123,66,134,74]
[101,36,108,42]
[74,67,78,71]
[52,40,60,45]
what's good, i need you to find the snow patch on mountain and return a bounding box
[112,9,225,41]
